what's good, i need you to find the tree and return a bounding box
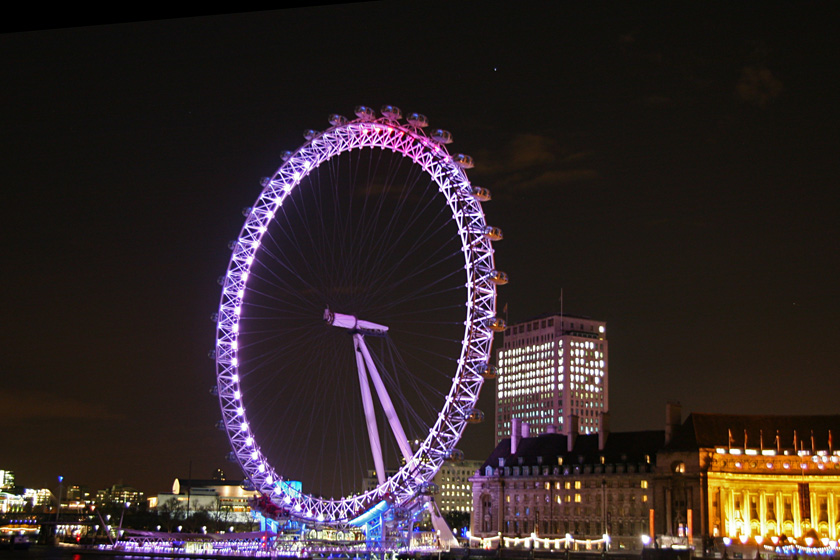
[157,497,184,533]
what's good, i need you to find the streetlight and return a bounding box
[55,475,64,542]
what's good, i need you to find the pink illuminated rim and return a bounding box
[214,111,497,523]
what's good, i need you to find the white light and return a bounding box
[240,422,248,431]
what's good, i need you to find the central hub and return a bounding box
[324,309,389,335]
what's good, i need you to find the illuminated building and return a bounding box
[22,488,53,509]
[362,469,400,493]
[363,461,480,516]
[470,420,661,551]
[0,492,25,514]
[96,484,144,507]
[434,460,483,514]
[154,477,257,522]
[496,313,608,443]
[656,406,840,549]
[0,470,14,490]
[67,485,91,502]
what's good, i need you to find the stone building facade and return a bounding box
[470,419,663,551]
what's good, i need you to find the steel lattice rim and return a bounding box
[214,111,497,523]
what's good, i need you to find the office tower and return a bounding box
[495,313,607,444]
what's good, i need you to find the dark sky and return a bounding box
[2,4,839,496]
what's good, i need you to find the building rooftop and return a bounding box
[480,431,664,470]
[508,311,601,325]
[665,413,840,452]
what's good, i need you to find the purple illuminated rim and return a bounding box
[214,109,497,523]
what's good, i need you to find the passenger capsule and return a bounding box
[260,177,271,187]
[329,114,348,126]
[453,154,474,169]
[471,186,492,201]
[483,226,504,241]
[481,363,498,379]
[217,276,226,286]
[466,408,485,424]
[215,420,226,430]
[208,349,217,359]
[281,151,293,161]
[487,317,507,332]
[380,105,402,120]
[431,129,453,144]
[303,129,319,141]
[445,448,465,462]
[228,240,239,250]
[355,106,376,121]
[242,207,253,217]
[226,452,238,462]
[488,269,509,285]
[209,385,219,396]
[210,312,219,322]
[407,113,429,127]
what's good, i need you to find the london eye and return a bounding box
[213,105,506,526]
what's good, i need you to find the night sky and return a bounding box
[3,4,839,496]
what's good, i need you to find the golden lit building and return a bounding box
[656,406,840,547]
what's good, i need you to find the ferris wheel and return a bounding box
[213,105,507,524]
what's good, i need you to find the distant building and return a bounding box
[361,468,400,494]
[96,484,144,507]
[471,417,660,551]
[0,470,14,490]
[361,461,482,516]
[154,477,257,522]
[22,487,53,509]
[434,460,483,515]
[496,313,608,443]
[0,492,25,514]
[67,484,92,502]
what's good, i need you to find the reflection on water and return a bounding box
[4,546,153,560]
